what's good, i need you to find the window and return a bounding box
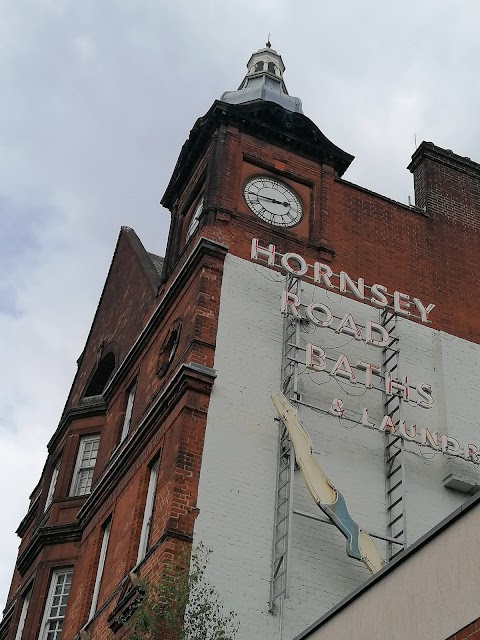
[136,459,159,564]
[156,319,182,378]
[44,458,61,512]
[70,436,100,496]
[88,520,111,620]
[38,569,72,640]
[185,196,204,243]
[14,587,31,640]
[84,352,115,397]
[120,381,137,443]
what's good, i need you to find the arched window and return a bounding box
[84,352,116,397]
[254,61,264,72]
[268,62,276,74]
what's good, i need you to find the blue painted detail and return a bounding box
[318,489,363,561]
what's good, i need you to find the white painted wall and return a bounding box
[300,502,480,640]
[194,254,480,640]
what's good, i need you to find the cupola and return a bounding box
[220,41,303,113]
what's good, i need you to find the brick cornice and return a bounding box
[47,397,107,453]
[16,522,82,577]
[408,140,480,178]
[77,363,216,529]
[161,100,354,209]
[16,493,41,538]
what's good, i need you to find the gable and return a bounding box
[65,227,163,409]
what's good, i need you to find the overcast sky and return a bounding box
[2,0,480,609]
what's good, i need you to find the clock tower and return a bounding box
[158,42,480,639]
[160,41,353,282]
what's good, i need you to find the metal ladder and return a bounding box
[269,276,301,612]
[381,309,407,561]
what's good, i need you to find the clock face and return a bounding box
[244,177,303,227]
[186,196,204,242]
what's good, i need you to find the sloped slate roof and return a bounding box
[147,252,164,279]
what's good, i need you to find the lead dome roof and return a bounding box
[220,43,303,114]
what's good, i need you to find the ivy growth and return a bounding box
[124,543,239,640]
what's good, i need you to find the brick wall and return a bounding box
[447,619,480,640]
[58,246,224,639]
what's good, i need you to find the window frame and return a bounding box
[70,435,100,497]
[38,568,73,640]
[44,457,61,512]
[120,381,137,443]
[88,519,111,621]
[136,458,160,564]
[14,585,32,640]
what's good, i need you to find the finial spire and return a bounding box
[219,43,303,114]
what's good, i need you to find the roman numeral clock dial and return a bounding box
[244,176,303,227]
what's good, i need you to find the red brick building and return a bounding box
[2,44,480,640]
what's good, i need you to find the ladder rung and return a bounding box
[386,448,401,464]
[273,568,286,582]
[389,549,404,561]
[387,460,399,477]
[387,465,402,479]
[272,558,284,578]
[383,353,397,368]
[388,496,403,511]
[276,514,289,527]
[275,532,287,544]
[381,313,396,325]
[272,588,286,601]
[382,322,396,335]
[388,513,403,528]
[387,480,402,494]
[386,436,402,450]
[385,395,400,407]
[389,513,404,526]
[394,531,404,539]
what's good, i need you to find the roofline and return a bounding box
[161,100,354,209]
[57,227,161,429]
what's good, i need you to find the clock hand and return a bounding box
[246,192,289,207]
